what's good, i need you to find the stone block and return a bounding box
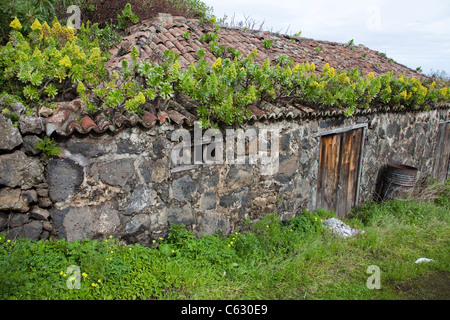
[47,159,84,203]
[0,115,22,152]
[167,204,194,225]
[0,151,43,189]
[97,158,135,187]
[172,175,197,201]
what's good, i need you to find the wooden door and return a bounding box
[317,128,363,217]
[434,122,450,182]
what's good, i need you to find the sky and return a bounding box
[203,0,450,76]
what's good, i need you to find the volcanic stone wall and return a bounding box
[0,106,448,244]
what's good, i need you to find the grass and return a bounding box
[0,181,449,300]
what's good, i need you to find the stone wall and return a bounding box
[0,107,448,244]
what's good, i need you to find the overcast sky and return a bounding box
[203,0,450,76]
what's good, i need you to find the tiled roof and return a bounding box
[105,13,423,78]
[44,13,447,136]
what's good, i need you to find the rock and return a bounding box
[6,220,43,241]
[172,175,197,201]
[38,197,52,208]
[125,185,154,215]
[21,189,38,204]
[30,206,50,220]
[139,158,169,183]
[117,138,142,154]
[47,159,84,203]
[0,115,23,152]
[61,138,108,158]
[124,213,152,234]
[39,107,53,118]
[0,188,31,212]
[0,150,43,189]
[36,187,49,198]
[196,212,230,236]
[166,204,195,225]
[9,213,30,228]
[50,202,120,241]
[200,192,217,211]
[97,158,135,187]
[21,135,42,155]
[322,218,362,238]
[18,115,43,135]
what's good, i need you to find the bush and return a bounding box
[81,0,213,27]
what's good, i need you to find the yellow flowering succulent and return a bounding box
[59,55,72,68]
[10,17,22,30]
[366,72,375,80]
[212,57,222,72]
[30,18,42,31]
[322,63,330,74]
[327,67,336,78]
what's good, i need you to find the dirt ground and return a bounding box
[391,271,450,300]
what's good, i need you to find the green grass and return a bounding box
[1,182,449,300]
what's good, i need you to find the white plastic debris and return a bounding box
[415,258,434,264]
[322,218,363,238]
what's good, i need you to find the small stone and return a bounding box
[0,188,30,212]
[6,220,43,241]
[42,221,53,231]
[38,197,52,208]
[166,204,195,225]
[21,135,42,155]
[172,175,197,201]
[19,115,43,135]
[36,188,49,198]
[30,206,50,220]
[39,107,53,118]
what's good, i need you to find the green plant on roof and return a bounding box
[182,31,190,40]
[315,45,323,52]
[263,39,273,49]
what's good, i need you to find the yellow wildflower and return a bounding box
[30,18,42,31]
[309,63,315,72]
[212,57,222,72]
[159,237,163,241]
[82,273,88,278]
[327,67,336,78]
[366,72,375,80]
[59,55,72,68]
[323,63,330,73]
[230,241,234,245]
[40,22,51,39]
[439,87,447,97]
[293,64,300,73]
[10,17,22,30]
[399,90,407,100]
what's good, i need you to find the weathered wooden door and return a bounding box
[316,128,363,217]
[434,122,450,182]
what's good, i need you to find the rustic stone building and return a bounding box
[0,14,448,244]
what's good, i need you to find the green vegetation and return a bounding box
[1,181,448,300]
[0,2,449,128]
[1,2,450,128]
[263,39,273,49]
[35,136,61,156]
